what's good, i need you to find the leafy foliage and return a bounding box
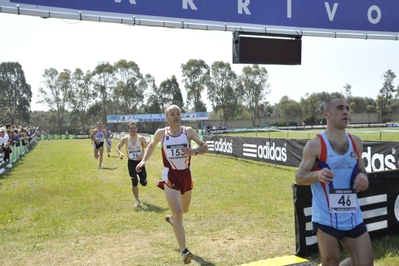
[1,59,398,133]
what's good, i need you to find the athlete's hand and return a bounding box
[318,168,335,184]
[182,147,194,156]
[119,153,124,160]
[136,162,144,173]
[354,173,369,192]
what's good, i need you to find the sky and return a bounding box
[1,12,399,112]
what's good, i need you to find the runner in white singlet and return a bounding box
[135,105,208,264]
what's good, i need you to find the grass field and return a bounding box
[0,136,399,265]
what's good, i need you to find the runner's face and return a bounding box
[325,99,350,128]
[166,108,182,125]
[129,124,137,133]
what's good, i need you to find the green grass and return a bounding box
[0,137,398,265]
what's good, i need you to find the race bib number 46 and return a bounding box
[329,188,358,213]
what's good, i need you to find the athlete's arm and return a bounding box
[140,136,149,149]
[135,129,162,172]
[184,127,208,156]
[91,130,97,144]
[116,137,127,160]
[352,135,369,192]
[295,137,334,185]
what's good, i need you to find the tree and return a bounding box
[113,60,146,115]
[207,61,239,126]
[343,83,356,116]
[237,64,270,127]
[0,62,32,125]
[278,96,302,124]
[69,69,96,133]
[350,96,376,114]
[300,93,322,125]
[37,68,71,133]
[158,75,184,110]
[91,62,115,123]
[181,59,210,112]
[376,69,396,122]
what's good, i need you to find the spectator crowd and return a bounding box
[0,124,40,165]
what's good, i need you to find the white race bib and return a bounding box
[329,188,358,213]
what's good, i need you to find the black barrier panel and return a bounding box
[293,169,399,257]
[203,135,399,256]
[204,136,399,172]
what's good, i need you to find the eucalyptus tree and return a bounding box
[278,96,302,124]
[37,68,71,133]
[207,61,238,126]
[350,96,375,114]
[343,83,357,115]
[0,62,32,125]
[143,92,164,133]
[376,69,396,122]
[91,62,115,123]
[113,60,146,115]
[144,73,158,110]
[300,93,322,125]
[181,59,210,112]
[237,64,270,127]
[158,75,184,110]
[69,69,95,133]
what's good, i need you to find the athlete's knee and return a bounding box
[172,210,184,221]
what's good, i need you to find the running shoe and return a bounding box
[181,248,193,264]
[165,215,173,226]
[135,199,141,208]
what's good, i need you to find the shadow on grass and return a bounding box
[0,159,22,180]
[171,248,217,266]
[136,202,169,213]
[192,254,216,266]
[98,166,118,171]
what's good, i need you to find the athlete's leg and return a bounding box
[316,228,342,266]
[93,143,99,159]
[165,185,187,251]
[340,232,373,266]
[181,190,192,214]
[98,145,104,167]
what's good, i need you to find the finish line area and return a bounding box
[240,255,316,266]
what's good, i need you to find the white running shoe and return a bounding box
[135,199,141,208]
[165,215,173,226]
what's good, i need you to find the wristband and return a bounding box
[359,169,368,178]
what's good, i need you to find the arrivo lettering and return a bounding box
[114,0,383,25]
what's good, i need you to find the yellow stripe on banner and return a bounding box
[240,255,312,266]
